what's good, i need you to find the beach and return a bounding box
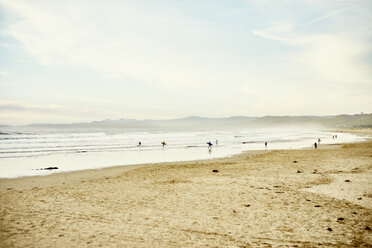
[1,141,371,247]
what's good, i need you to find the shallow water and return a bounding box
[0,127,368,178]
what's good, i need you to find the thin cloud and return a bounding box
[251,29,294,44]
[0,101,64,112]
[296,6,354,28]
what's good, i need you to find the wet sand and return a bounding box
[1,141,371,247]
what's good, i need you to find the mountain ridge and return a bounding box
[8,113,371,130]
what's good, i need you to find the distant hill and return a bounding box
[319,114,372,128]
[248,114,372,128]
[14,113,372,131]
[249,116,324,127]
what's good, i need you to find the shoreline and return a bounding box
[0,149,267,191]
[0,140,345,191]
[0,141,362,191]
[0,136,359,184]
[1,139,371,247]
[1,128,368,179]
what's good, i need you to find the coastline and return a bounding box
[0,150,267,191]
[1,128,366,179]
[1,140,371,247]
[0,142,344,191]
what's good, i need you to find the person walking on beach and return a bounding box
[314,142,317,149]
[138,141,141,146]
[265,141,267,148]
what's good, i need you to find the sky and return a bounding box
[0,0,371,125]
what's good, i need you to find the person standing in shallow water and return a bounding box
[265,142,267,148]
[314,142,317,149]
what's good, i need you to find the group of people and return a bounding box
[137,135,337,150]
[138,141,167,146]
[314,138,321,149]
[314,134,338,149]
[137,140,218,148]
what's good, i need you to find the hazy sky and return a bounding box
[0,0,371,125]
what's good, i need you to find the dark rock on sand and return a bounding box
[212,170,219,173]
[293,161,298,163]
[366,226,371,231]
[42,167,59,170]
[327,228,333,231]
[345,179,351,182]
[297,170,302,173]
[337,217,344,221]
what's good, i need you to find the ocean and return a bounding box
[0,127,368,178]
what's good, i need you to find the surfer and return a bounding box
[207,141,213,149]
[161,141,167,146]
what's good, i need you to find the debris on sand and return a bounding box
[37,167,59,170]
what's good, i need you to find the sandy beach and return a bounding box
[1,141,371,247]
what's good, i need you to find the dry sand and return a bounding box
[1,141,371,247]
